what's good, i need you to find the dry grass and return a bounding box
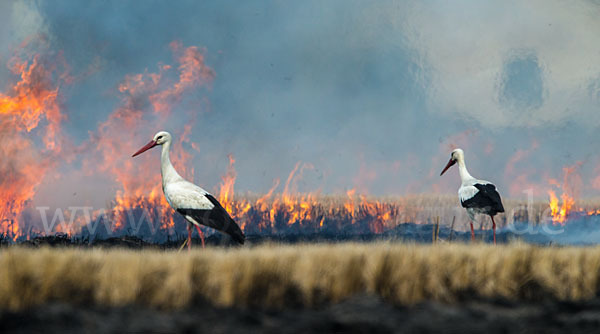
[1,243,600,311]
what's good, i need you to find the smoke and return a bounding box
[2,0,600,234]
[398,0,600,127]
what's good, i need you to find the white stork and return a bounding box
[132,131,245,250]
[440,148,504,244]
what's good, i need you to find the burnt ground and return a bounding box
[7,217,600,249]
[1,223,513,249]
[2,296,600,333]
[5,215,600,248]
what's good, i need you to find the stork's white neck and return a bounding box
[456,155,475,184]
[160,140,183,186]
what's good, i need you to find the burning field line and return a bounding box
[102,194,593,235]
[3,193,596,241]
[1,243,600,311]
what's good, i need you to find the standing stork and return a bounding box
[132,131,245,250]
[440,148,504,244]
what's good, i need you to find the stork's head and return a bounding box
[440,148,464,176]
[132,131,171,157]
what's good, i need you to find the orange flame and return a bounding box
[547,164,583,225]
[209,158,398,234]
[547,190,574,224]
[0,41,458,240]
[0,46,67,240]
[82,42,213,235]
[344,188,357,219]
[219,154,246,214]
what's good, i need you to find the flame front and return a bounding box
[209,158,403,235]
[0,45,67,240]
[546,164,588,225]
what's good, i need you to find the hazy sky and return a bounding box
[3,0,600,209]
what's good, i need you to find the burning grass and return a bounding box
[99,193,594,238]
[2,243,600,311]
[4,192,599,243]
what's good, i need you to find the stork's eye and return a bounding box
[156,136,163,140]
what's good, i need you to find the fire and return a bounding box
[344,188,357,219]
[279,162,316,225]
[218,154,238,214]
[81,42,213,236]
[547,164,585,225]
[256,179,280,211]
[66,154,408,239]
[6,40,402,240]
[0,55,63,148]
[0,41,488,241]
[210,158,399,235]
[547,190,573,224]
[0,46,67,240]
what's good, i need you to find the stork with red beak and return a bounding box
[132,131,245,250]
[440,148,504,244]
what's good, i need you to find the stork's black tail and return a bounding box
[204,194,245,245]
[178,194,245,245]
[224,218,245,245]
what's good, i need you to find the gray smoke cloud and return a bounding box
[3,0,600,210]
[398,0,600,127]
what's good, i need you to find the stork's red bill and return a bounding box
[132,140,158,157]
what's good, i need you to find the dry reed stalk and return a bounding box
[1,243,600,311]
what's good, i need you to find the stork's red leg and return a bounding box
[194,224,205,249]
[186,223,192,251]
[470,222,475,241]
[491,216,497,245]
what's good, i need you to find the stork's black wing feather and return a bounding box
[177,194,245,244]
[460,183,504,216]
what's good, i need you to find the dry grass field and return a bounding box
[1,242,600,312]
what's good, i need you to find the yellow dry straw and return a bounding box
[1,243,600,311]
